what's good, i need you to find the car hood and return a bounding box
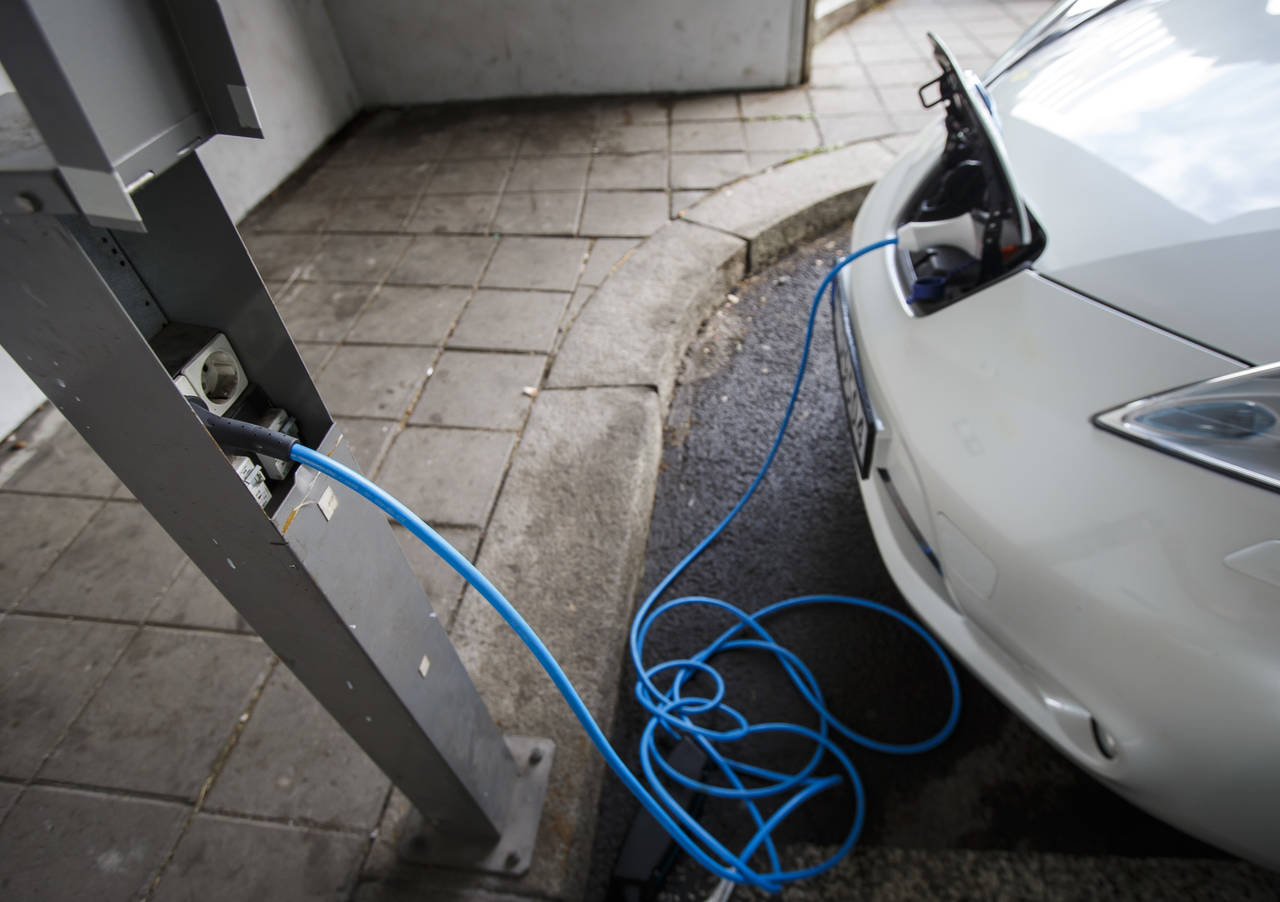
[986,0,1280,365]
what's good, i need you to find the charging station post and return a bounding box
[0,0,551,876]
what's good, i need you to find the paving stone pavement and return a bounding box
[0,2,1064,900]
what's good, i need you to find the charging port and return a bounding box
[896,33,1046,314]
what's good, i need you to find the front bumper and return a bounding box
[832,145,1280,868]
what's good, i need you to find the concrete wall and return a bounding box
[197,0,359,223]
[324,0,811,105]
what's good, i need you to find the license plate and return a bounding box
[832,279,878,479]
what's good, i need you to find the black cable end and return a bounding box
[187,397,298,461]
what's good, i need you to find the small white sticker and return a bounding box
[319,487,338,520]
[418,655,430,679]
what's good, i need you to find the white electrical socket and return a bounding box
[173,332,247,416]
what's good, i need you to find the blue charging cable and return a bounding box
[288,234,962,892]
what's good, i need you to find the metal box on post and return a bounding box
[0,0,551,876]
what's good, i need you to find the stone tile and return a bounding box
[3,418,120,497]
[410,351,545,430]
[296,342,336,378]
[855,40,929,63]
[671,190,710,216]
[342,163,432,198]
[327,196,415,233]
[592,124,667,154]
[378,428,515,527]
[579,238,638,286]
[747,150,798,170]
[878,82,933,114]
[390,235,496,287]
[588,152,667,190]
[864,57,942,87]
[0,785,185,902]
[301,234,411,283]
[153,815,365,902]
[565,286,596,327]
[739,87,813,118]
[579,190,669,237]
[0,782,17,818]
[148,560,251,634]
[371,131,455,166]
[426,159,511,194]
[492,191,582,234]
[744,117,822,152]
[963,15,1026,38]
[348,285,469,346]
[812,35,857,65]
[444,124,522,160]
[519,123,595,156]
[450,289,569,353]
[0,616,134,778]
[481,236,588,291]
[274,282,374,343]
[293,167,353,201]
[336,417,398,472]
[506,155,591,192]
[819,112,897,145]
[21,501,185,621]
[809,88,888,115]
[321,135,380,168]
[392,525,479,624]
[670,152,749,189]
[243,233,321,282]
[671,120,746,152]
[41,629,270,797]
[808,63,865,88]
[594,98,668,126]
[404,193,500,233]
[313,345,435,419]
[206,667,389,829]
[246,198,334,233]
[670,93,741,120]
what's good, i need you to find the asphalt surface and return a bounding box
[584,225,1221,900]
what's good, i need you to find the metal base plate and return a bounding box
[397,735,555,877]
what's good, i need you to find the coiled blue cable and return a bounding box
[289,234,961,892]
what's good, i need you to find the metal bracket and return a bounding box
[398,736,556,877]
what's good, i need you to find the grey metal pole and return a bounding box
[0,141,551,880]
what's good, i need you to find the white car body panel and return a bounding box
[988,0,1280,363]
[835,6,1280,863]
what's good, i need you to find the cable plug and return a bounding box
[187,397,298,462]
[897,213,984,258]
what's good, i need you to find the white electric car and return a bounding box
[834,0,1280,868]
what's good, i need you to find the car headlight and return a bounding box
[1094,363,1280,493]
